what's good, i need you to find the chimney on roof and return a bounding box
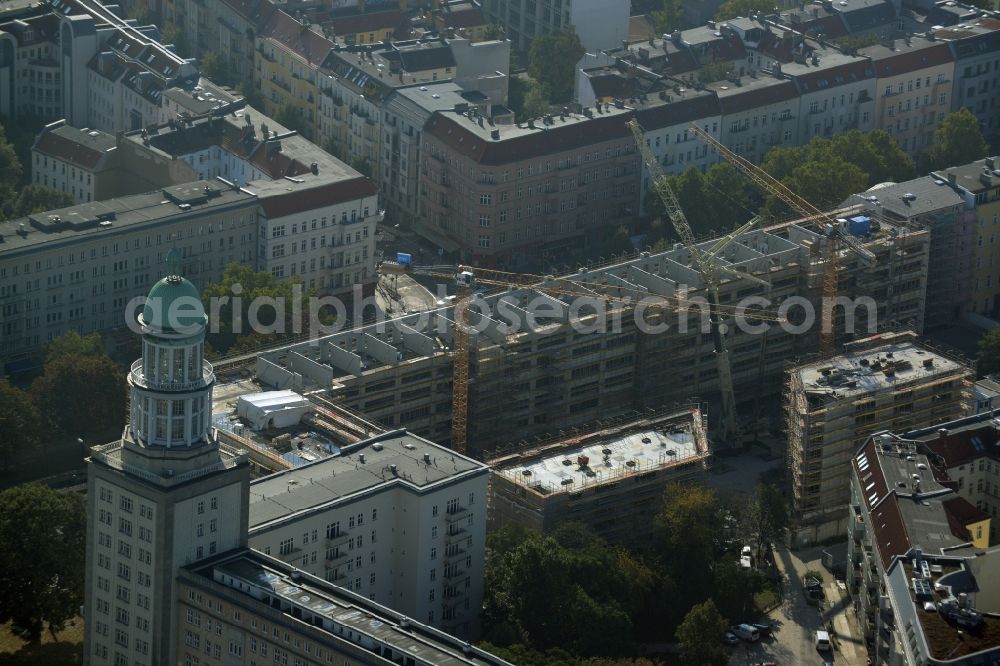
[311,162,318,175]
[938,427,949,441]
[948,172,957,186]
[527,118,535,128]
[490,128,500,140]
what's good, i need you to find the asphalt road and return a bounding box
[728,545,865,666]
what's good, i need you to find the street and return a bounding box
[729,544,865,666]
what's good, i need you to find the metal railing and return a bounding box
[130,359,215,391]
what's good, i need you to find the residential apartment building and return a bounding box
[176,549,514,666]
[488,406,710,543]
[0,181,259,370]
[480,0,629,53]
[931,157,1000,319]
[861,37,955,156]
[114,105,381,297]
[846,173,976,329]
[84,269,252,666]
[938,16,1000,147]
[317,37,509,187]
[380,83,479,227]
[972,376,1000,414]
[255,11,335,141]
[847,423,999,666]
[256,214,930,455]
[31,121,119,204]
[785,332,973,546]
[418,103,640,266]
[911,411,1000,538]
[432,0,491,42]
[245,430,490,638]
[634,91,722,213]
[711,76,801,166]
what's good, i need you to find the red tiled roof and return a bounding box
[220,0,277,26]
[870,496,909,569]
[791,59,874,92]
[942,496,989,537]
[34,132,108,170]
[261,11,335,66]
[867,42,954,77]
[924,426,1000,468]
[635,93,721,129]
[328,10,403,37]
[717,80,798,114]
[425,111,634,166]
[258,177,378,217]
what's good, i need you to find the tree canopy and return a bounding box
[676,600,730,666]
[8,185,74,218]
[30,354,126,438]
[528,31,584,104]
[653,0,688,33]
[0,380,40,470]
[979,326,1000,375]
[715,0,774,20]
[202,262,329,355]
[43,331,106,364]
[482,524,647,656]
[0,484,85,642]
[927,108,989,171]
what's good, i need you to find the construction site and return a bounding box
[487,405,710,544]
[253,207,930,458]
[784,331,973,547]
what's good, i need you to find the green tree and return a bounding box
[202,262,328,354]
[979,326,1000,374]
[697,60,731,84]
[927,108,990,171]
[715,0,773,20]
[653,0,687,33]
[747,483,788,555]
[482,24,505,40]
[9,185,73,217]
[523,80,551,119]
[43,331,106,364]
[0,484,85,642]
[711,560,759,622]
[274,103,310,136]
[31,355,126,438]
[604,225,634,256]
[676,599,729,666]
[199,50,235,87]
[0,121,23,215]
[528,31,585,104]
[0,380,40,470]
[655,485,719,623]
[482,524,648,656]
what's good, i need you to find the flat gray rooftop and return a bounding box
[248,430,486,530]
[797,342,963,402]
[0,180,254,256]
[191,549,513,665]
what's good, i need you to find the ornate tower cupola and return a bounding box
[128,250,215,449]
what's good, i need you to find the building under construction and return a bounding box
[785,331,973,547]
[256,207,930,458]
[487,406,709,544]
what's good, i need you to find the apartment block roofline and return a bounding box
[247,429,488,532]
[180,547,515,665]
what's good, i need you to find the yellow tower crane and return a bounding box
[687,124,876,354]
[381,262,786,456]
[628,119,771,445]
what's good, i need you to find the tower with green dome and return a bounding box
[84,256,250,666]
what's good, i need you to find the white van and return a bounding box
[816,630,832,651]
[732,624,760,642]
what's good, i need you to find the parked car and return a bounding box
[731,624,761,642]
[741,554,753,569]
[816,630,832,651]
[724,631,740,646]
[752,622,776,637]
[741,545,752,557]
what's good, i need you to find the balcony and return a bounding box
[444,506,468,522]
[326,531,351,547]
[130,359,214,392]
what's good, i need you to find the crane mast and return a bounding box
[627,119,741,445]
[687,124,875,355]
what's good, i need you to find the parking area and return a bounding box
[727,545,865,666]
